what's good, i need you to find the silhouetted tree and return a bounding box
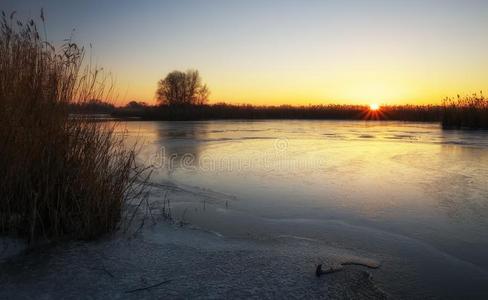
[125,100,148,110]
[156,70,210,106]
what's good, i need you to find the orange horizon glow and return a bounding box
[112,68,488,106]
[113,84,482,107]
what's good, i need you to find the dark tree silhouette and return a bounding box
[126,100,148,109]
[156,70,210,106]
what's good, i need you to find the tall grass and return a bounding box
[442,93,488,129]
[0,11,147,242]
[114,103,442,122]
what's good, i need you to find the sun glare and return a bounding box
[370,103,380,111]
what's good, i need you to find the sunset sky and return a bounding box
[4,0,488,105]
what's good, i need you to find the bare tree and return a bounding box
[195,84,210,105]
[156,70,210,106]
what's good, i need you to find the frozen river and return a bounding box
[122,119,488,298]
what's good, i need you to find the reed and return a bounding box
[115,103,442,122]
[0,11,147,242]
[442,93,488,129]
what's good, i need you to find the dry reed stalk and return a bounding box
[0,11,149,242]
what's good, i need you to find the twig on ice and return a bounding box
[124,279,172,293]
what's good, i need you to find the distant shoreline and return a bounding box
[111,104,443,122]
[69,101,488,129]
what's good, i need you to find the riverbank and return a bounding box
[0,219,387,299]
[112,103,442,123]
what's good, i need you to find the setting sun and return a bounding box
[370,103,380,111]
